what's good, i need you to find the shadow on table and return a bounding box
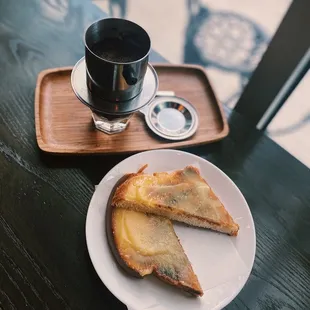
[39,111,262,186]
[39,145,219,185]
[80,235,127,309]
[39,151,127,185]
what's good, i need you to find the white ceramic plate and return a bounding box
[86,150,256,310]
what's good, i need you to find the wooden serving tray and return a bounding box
[35,64,228,154]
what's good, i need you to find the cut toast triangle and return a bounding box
[111,208,203,296]
[112,166,239,236]
[107,174,203,296]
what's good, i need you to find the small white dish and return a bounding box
[142,96,199,141]
[86,149,256,310]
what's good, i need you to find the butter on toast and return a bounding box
[106,175,203,297]
[112,166,239,236]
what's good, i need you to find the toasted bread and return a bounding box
[112,166,239,236]
[106,175,203,297]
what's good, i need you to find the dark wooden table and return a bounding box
[1,1,309,309]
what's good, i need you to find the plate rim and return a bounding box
[85,149,256,310]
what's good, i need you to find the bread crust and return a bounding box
[106,175,143,278]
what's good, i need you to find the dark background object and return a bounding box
[184,0,268,107]
[234,0,310,128]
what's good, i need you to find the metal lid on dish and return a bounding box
[141,95,199,140]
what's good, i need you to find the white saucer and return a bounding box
[86,150,256,310]
[142,96,199,140]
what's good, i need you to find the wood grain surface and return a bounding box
[35,64,228,154]
[0,0,309,309]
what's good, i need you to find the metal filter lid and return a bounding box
[140,92,199,140]
[71,57,158,115]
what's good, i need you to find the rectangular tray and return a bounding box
[35,64,229,154]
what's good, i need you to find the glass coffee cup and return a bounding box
[71,56,158,135]
[82,18,157,133]
[72,18,157,134]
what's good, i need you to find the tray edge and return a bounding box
[34,66,75,153]
[34,64,229,154]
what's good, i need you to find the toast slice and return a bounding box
[112,166,239,236]
[111,208,203,296]
[107,175,203,296]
